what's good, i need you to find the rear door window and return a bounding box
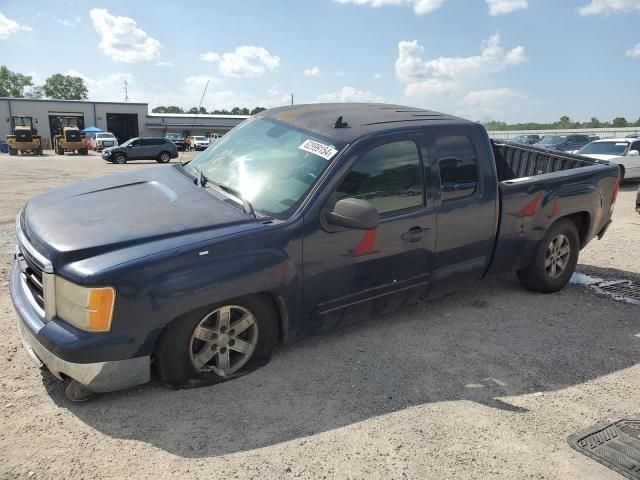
[336,140,423,215]
[435,136,479,202]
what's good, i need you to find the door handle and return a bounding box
[401,226,429,242]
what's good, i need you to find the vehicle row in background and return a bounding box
[101,137,178,164]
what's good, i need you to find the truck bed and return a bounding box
[492,141,610,181]
[487,140,620,277]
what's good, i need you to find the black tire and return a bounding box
[9,147,17,156]
[56,146,64,156]
[517,218,580,293]
[154,295,279,387]
[618,165,625,183]
[79,148,88,155]
[157,151,171,163]
[114,154,126,164]
[36,147,43,156]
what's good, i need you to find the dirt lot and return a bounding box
[0,151,639,480]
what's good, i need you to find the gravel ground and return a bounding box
[0,151,639,479]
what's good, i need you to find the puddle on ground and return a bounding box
[570,272,640,306]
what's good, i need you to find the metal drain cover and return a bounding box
[571,273,640,305]
[568,419,640,479]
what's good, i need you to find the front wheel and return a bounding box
[618,165,625,183]
[517,218,580,293]
[8,147,17,156]
[154,296,278,387]
[157,152,170,163]
[114,154,126,164]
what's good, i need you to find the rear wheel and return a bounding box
[157,151,170,163]
[36,146,43,156]
[155,295,278,387]
[517,218,580,293]
[79,147,88,155]
[114,154,126,164]
[8,147,17,156]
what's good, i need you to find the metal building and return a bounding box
[0,98,249,148]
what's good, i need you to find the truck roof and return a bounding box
[263,103,475,143]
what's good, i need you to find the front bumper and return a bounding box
[10,260,150,393]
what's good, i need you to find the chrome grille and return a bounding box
[18,249,45,310]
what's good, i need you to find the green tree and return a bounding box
[587,117,601,128]
[0,65,33,97]
[187,107,199,114]
[558,115,572,129]
[43,73,88,100]
[250,107,266,115]
[165,106,184,113]
[612,117,628,127]
[152,106,167,113]
[24,85,44,99]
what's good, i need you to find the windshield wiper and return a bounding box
[192,168,256,218]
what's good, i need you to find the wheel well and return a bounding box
[563,211,590,248]
[152,292,287,357]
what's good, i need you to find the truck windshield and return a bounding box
[186,117,346,218]
[538,135,566,145]
[578,141,629,156]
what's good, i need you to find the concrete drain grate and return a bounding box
[570,273,640,306]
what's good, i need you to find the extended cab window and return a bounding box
[336,140,423,215]
[436,136,478,202]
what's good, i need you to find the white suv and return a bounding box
[92,132,119,151]
[189,136,211,151]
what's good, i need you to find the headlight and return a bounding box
[103,150,111,156]
[55,276,115,332]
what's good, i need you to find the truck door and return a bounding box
[303,133,436,328]
[425,126,499,297]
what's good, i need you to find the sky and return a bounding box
[1,0,639,123]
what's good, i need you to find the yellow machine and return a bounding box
[53,116,88,155]
[6,116,43,156]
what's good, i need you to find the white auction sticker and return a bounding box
[298,139,338,160]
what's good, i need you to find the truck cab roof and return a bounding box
[263,103,475,144]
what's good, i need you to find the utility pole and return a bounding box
[290,93,294,106]
[124,80,129,102]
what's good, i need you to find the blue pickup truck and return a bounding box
[10,104,620,400]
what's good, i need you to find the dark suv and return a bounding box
[164,133,187,151]
[102,137,178,164]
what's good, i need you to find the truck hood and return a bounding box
[22,165,259,268]
[578,153,624,162]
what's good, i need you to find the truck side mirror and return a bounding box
[629,150,639,156]
[325,198,379,230]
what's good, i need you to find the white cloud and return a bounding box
[0,11,32,39]
[460,88,529,120]
[579,0,640,14]
[65,69,135,101]
[626,42,640,57]
[373,73,383,79]
[334,0,446,15]
[200,51,220,62]
[315,86,384,103]
[156,61,174,67]
[53,15,81,27]
[486,0,528,15]
[198,46,280,78]
[304,66,321,76]
[335,70,350,76]
[89,9,161,63]
[395,34,526,96]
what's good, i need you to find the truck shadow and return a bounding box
[46,274,640,458]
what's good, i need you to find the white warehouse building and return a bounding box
[0,97,250,148]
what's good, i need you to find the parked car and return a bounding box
[577,138,640,181]
[535,134,591,152]
[10,103,620,400]
[164,133,186,151]
[91,132,118,151]
[636,184,640,214]
[101,137,178,164]
[512,134,541,145]
[588,134,600,142]
[625,133,640,139]
[188,135,211,151]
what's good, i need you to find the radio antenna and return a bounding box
[180,79,209,165]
